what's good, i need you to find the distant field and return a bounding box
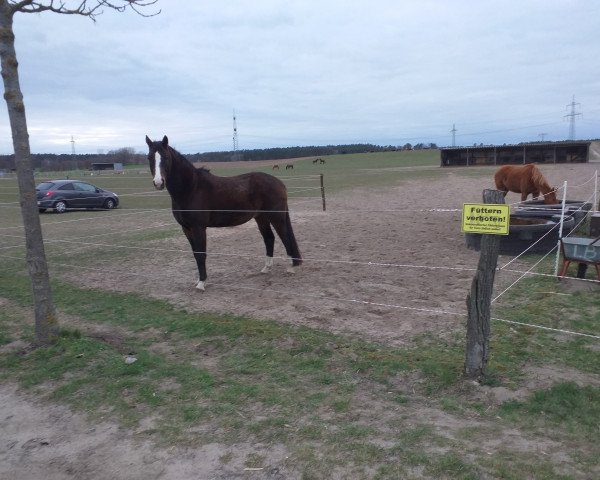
[0,149,442,221]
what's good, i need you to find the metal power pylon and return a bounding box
[70,136,77,170]
[564,95,581,141]
[232,110,239,160]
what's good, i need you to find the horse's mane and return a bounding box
[530,164,550,189]
[167,145,210,174]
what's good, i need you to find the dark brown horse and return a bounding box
[145,135,302,290]
[494,164,558,204]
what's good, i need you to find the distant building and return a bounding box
[440,141,595,167]
[91,162,124,171]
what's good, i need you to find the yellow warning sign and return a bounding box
[461,203,510,235]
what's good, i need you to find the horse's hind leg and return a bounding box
[255,216,275,273]
[270,212,302,273]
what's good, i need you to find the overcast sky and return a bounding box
[1,0,599,154]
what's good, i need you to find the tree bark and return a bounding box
[0,1,58,346]
[464,189,504,381]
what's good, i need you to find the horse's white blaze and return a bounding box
[260,256,273,273]
[153,152,163,188]
[195,280,205,291]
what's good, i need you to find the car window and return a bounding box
[36,182,55,190]
[58,183,74,191]
[74,182,97,192]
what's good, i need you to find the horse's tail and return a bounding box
[494,166,506,189]
[285,211,302,266]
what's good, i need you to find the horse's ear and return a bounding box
[162,136,169,148]
[145,135,152,147]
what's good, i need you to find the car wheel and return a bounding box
[54,200,67,213]
[38,208,46,213]
[103,198,116,210]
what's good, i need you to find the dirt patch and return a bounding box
[0,382,293,480]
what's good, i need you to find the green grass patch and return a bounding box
[425,453,479,479]
[2,265,599,477]
[499,382,600,433]
[491,267,600,383]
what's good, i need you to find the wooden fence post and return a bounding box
[320,174,326,211]
[464,189,505,381]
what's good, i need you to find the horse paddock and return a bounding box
[2,158,599,479]
[48,160,599,345]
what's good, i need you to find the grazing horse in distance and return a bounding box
[319,158,326,164]
[494,164,558,204]
[145,135,302,291]
[285,164,294,170]
[312,158,318,164]
[272,164,279,170]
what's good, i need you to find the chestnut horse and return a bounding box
[146,135,302,291]
[494,164,558,204]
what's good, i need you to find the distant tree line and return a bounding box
[187,143,430,163]
[0,143,439,172]
[0,147,141,171]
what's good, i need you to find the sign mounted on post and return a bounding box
[461,203,510,235]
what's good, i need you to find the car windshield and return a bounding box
[36,182,55,191]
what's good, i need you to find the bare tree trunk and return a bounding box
[464,189,504,381]
[0,2,58,346]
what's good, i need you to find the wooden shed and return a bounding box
[91,162,124,171]
[440,141,593,167]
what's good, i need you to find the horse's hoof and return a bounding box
[195,280,205,291]
[261,257,273,274]
[286,266,296,274]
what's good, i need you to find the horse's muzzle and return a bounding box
[153,180,165,190]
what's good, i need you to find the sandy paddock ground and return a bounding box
[66,160,600,346]
[2,160,599,479]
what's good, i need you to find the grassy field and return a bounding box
[1,150,599,479]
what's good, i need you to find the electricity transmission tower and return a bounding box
[70,135,77,171]
[564,95,581,141]
[232,110,239,161]
[451,124,457,147]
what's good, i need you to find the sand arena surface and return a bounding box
[71,161,599,346]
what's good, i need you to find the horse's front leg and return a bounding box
[255,216,275,273]
[183,226,208,291]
